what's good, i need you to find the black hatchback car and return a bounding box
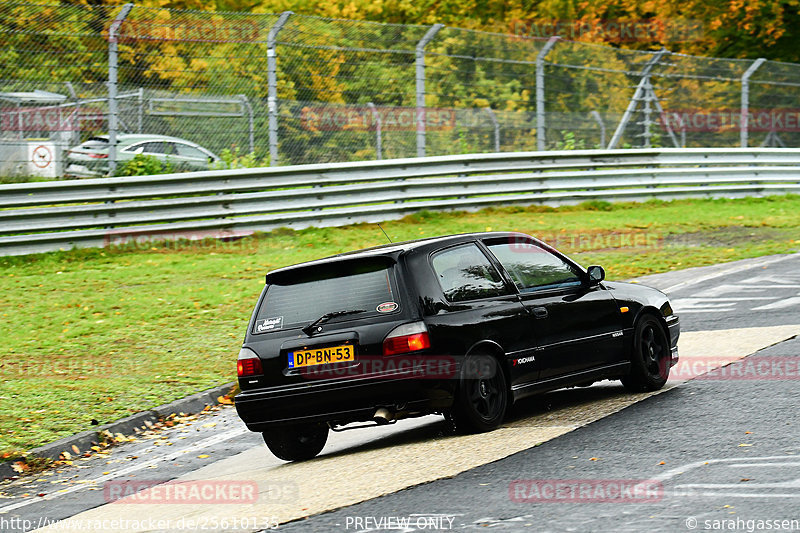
[235,232,679,461]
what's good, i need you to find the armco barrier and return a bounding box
[2,147,800,256]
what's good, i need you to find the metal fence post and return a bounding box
[267,11,292,166]
[536,36,560,151]
[484,107,500,152]
[238,94,255,153]
[367,102,382,159]
[741,58,766,148]
[107,3,134,176]
[137,87,143,133]
[607,48,668,149]
[416,23,444,157]
[590,111,606,148]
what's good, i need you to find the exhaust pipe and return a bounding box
[373,407,394,425]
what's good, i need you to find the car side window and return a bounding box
[486,240,582,292]
[431,244,511,303]
[121,143,143,154]
[174,143,207,159]
[141,141,168,154]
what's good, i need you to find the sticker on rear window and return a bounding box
[376,302,399,313]
[255,316,283,333]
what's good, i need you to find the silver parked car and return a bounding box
[64,134,219,177]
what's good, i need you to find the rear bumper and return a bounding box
[235,374,453,431]
[64,162,106,178]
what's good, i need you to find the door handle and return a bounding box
[532,306,549,319]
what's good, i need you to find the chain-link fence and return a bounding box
[2,1,800,179]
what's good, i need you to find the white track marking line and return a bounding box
[662,254,796,295]
[753,296,800,310]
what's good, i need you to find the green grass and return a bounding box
[0,174,53,184]
[1,195,799,459]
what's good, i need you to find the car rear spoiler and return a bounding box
[265,254,398,285]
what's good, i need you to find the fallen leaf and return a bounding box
[740,478,751,482]
[658,461,666,465]
[589,457,598,461]
[197,455,210,459]
[217,395,233,405]
[202,423,217,428]
[738,443,753,447]
[11,462,29,473]
[745,431,752,434]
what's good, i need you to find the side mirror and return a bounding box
[587,265,605,285]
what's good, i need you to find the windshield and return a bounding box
[254,262,396,333]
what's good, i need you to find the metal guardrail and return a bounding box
[2,147,800,256]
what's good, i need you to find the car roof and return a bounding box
[264,231,529,281]
[118,134,203,144]
[87,134,205,144]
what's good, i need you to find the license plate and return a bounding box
[288,344,355,369]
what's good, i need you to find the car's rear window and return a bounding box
[254,261,397,333]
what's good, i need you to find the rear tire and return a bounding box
[262,423,328,462]
[450,354,508,433]
[621,315,670,392]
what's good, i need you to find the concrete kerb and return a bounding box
[0,381,236,480]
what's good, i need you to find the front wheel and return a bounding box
[621,315,670,392]
[262,423,328,462]
[450,355,508,433]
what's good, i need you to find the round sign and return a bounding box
[32,145,53,168]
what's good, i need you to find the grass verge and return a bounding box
[1,195,799,459]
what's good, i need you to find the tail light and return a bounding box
[237,347,263,377]
[383,322,431,356]
[88,153,108,159]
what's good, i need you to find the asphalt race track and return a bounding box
[1,253,798,533]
